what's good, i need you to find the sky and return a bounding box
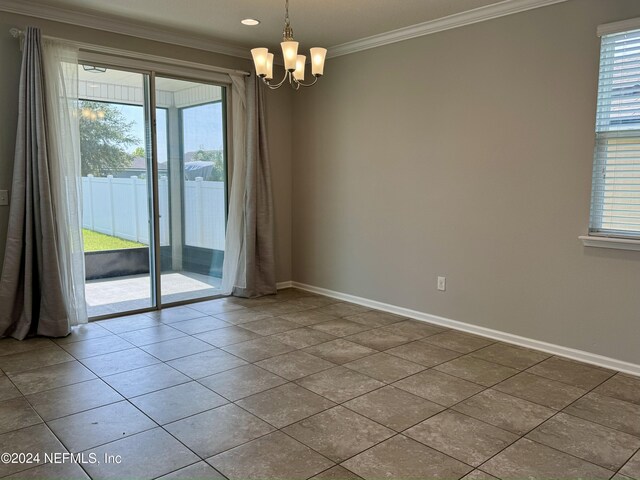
[115,102,224,163]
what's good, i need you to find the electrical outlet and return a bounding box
[0,190,8,206]
[437,276,446,291]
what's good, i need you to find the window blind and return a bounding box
[590,28,640,237]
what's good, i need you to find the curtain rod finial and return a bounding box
[10,28,22,38]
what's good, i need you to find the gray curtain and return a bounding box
[0,27,71,339]
[232,75,277,298]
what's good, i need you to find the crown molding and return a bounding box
[0,0,250,60]
[327,0,569,58]
[0,0,569,62]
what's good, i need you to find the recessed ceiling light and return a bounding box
[241,18,260,26]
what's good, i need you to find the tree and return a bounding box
[192,147,225,181]
[79,101,139,176]
[132,146,145,158]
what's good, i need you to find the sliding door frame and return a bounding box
[79,52,234,321]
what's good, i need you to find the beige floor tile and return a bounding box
[194,326,262,347]
[3,461,89,479]
[460,470,499,480]
[344,353,426,383]
[199,364,288,401]
[80,347,160,377]
[8,361,96,396]
[620,450,640,479]
[271,327,337,349]
[385,341,461,367]
[594,373,640,405]
[280,310,340,326]
[237,383,335,428]
[190,299,246,316]
[117,324,187,347]
[481,438,613,479]
[470,343,550,370]
[421,331,494,354]
[297,366,385,403]
[345,329,414,351]
[310,319,372,337]
[285,296,338,309]
[283,406,394,462]
[342,435,472,480]
[564,392,640,437]
[0,337,55,356]
[167,348,247,379]
[434,355,519,387]
[393,369,484,407]
[452,389,555,435]
[0,346,74,374]
[0,397,42,434]
[241,317,302,335]
[102,363,190,398]
[26,378,123,421]
[97,314,162,334]
[250,302,309,316]
[493,371,586,410]
[0,376,21,401]
[303,339,377,365]
[213,309,273,325]
[141,336,215,362]
[0,424,67,477]
[208,431,334,480]
[81,428,199,480]
[527,356,615,390]
[381,320,446,340]
[169,316,231,335]
[345,311,404,328]
[255,350,335,380]
[130,381,227,424]
[47,400,156,452]
[310,465,363,480]
[405,410,518,466]
[146,306,205,323]
[343,385,444,431]
[165,404,274,458]
[60,335,134,360]
[157,461,225,480]
[54,323,111,345]
[221,337,296,362]
[312,303,371,318]
[527,412,640,470]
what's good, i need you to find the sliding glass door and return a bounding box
[156,76,227,304]
[79,65,156,317]
[79,64,227,318]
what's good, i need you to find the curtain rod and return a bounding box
[9,28,251,77]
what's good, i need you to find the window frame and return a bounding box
[583,18,640,250]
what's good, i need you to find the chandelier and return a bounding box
[251,0,327,90]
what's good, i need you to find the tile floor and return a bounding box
[0,288,639,480]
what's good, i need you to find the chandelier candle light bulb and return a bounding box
[251,0,326,89]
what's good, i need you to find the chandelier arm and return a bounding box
[292,76,319,88]
[264,70,290,89]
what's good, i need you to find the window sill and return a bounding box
[579,235,640,252]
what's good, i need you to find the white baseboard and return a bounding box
[276,281,293,290]
[286,281,640,377]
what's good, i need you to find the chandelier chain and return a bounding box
[285,0,290,26]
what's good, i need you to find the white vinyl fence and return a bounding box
[82,175,226,251]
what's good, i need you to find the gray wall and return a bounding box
[0,13,292,283]
[291,0,640,364]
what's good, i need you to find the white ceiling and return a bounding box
[18,0,510,51]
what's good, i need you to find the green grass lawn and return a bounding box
[83,229,146,252]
